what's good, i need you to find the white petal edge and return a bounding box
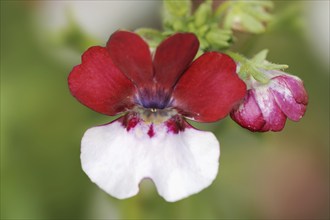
[81,120,220,202]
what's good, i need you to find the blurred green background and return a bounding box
[1,1,329,219]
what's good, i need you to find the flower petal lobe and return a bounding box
[153,33,199,89]
[173,52,246,122]
[107,31,153,86]
[68,46,136,115]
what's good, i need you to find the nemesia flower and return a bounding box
[68,31,246,202]
[231,69,308,132]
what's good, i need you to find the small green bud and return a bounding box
[163,0,191,18]
[194,0,212,27]
[205,28,232,50]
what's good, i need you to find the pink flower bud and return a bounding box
[231,70,308,132]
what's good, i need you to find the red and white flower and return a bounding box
[68,31,246,202]
[231,69,308,132]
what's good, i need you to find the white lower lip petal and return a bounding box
[80,118,220,202]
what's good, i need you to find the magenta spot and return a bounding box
[165,115,188,134]
[147,124,155,138]
[126,117,139,131]
[166,120,179,134]
[120,113,140,131]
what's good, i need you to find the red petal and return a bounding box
[258,94,287,132]
[153,33,199,89]
[68,46,136,115]
[270,78,307,122]
[106,31,153,87]
[230,90,266,131]
[172,52,246,122]
[280,75,308,105]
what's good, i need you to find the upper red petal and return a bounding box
[68,46,136,116]
[172,52,247,122]
[106,31,153,87]
[153,33,199,89]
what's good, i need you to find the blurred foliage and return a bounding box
[139,0,233,52]
[59,10,99,54]
[215,0,273,33]
[1,1,329,219]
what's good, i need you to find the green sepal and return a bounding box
[246,65,270,84]
[251,49,269,64]
[227,50,289,84]
[261,62,289,70]
[252,50,289,70]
